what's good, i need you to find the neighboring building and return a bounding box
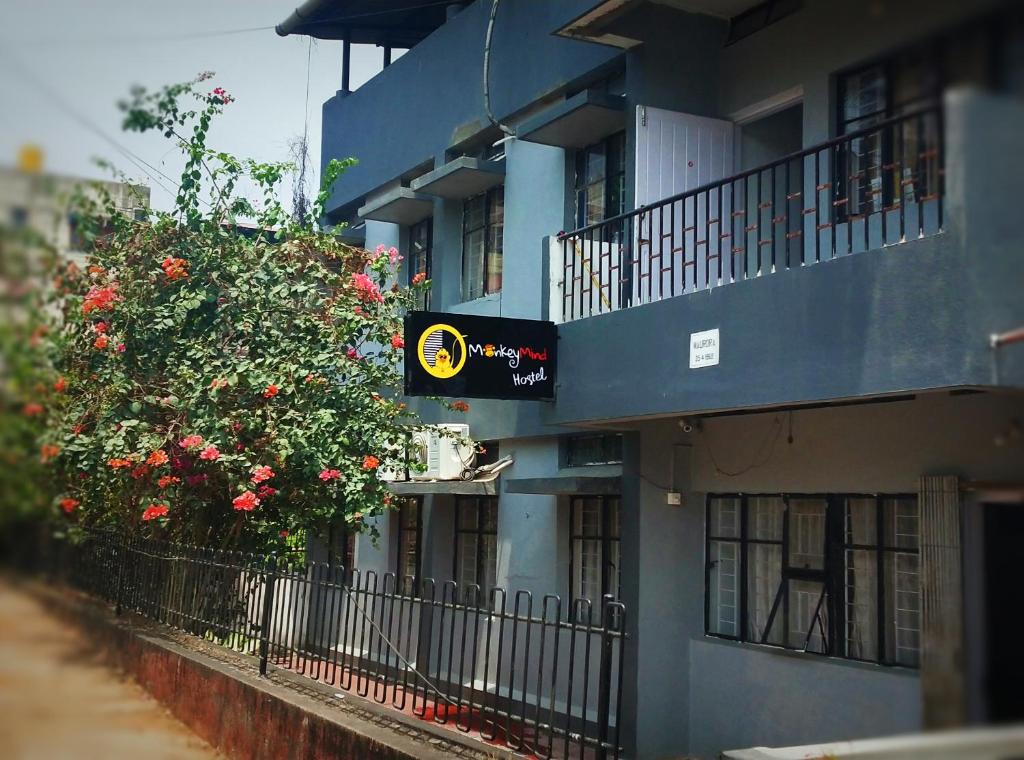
[0,154,150,259]
[279,1,1024,757]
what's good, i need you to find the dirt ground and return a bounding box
[0,577,220,760]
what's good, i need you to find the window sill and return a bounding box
[698,634,921,677]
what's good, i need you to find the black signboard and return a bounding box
[403,311,556,400]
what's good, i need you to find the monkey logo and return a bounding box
[417,324,467,379]
[483,343,496,357]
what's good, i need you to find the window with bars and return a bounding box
[454,496,499,601]
[564,433,623,467]
[328,523,357,575]
[574,131,626,229]
[706,493,921,667]
[570,496,621,603]
[408,218,431,309]
[396,497,422,585]
[462,186,503,301]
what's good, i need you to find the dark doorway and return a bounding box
[739,102,803,172]
[983,502,1024,722]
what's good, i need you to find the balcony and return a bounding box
[553,108,943,323]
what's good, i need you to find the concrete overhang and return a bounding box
[409,157,505,200]
[357,187,433,225]
[387,479,499,497]
[517,90,626,149]
[504,476,622,496]
[334,223,366,247]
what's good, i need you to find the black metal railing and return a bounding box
[56,531,627,759]
[558,107,943,321]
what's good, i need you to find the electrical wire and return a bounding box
[482,0,514,137]
[702,415,784,477]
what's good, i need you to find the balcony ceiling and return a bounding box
[650,0,763,18]
[276,0,448,48]
[558,0,761,45]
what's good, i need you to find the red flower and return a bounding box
[107,457,132,469]
[53,377,66,392]
[117,343,126,353]
[161,256,189,282]
[22,403,44,417]
[157,475,181,489]
[199,445,220,461]
[94,335,109,350]
[232,491,260,512]
[251,465,274,484]
[346,348,360,360]
[146,449,169,467]
[179,434,204,450]
[350,272,384,304]
[257,485,278,499]
[362,455,380,471]
[40,444,60,463]
[411,272,426,285]
[82,283,120,315]
[319,469,341,482]
[130,464,150,480]
[210,378,228,390]
[263,384,279,398]
[279,529,289,538]
[390,333,405,350]
[142,503,169,521]
[451,400,470,413]
[59,498,79,514]
[72,424,84,435]
[94,322,108,334]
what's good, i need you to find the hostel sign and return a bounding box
[404,311,557,400]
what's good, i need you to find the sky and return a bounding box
[0,0,387,213]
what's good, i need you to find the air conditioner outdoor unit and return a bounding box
[411,423,475,481]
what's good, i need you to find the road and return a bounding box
[0,577,220,760]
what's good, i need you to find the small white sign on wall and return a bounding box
[689,328,720,369]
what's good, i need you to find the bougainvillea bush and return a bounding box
[39,74,443,550]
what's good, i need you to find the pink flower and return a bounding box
[258,485,278,499]
[179,434,204,450]
[354,305,363,316]
[319,469,342,482]
[388,246,402,264]
[117,343,126,353]
[346,347,360,360]
[232,491,260,512]
[185,474,208,487]
[199,445,220,461]
[390,333,405,350]
[351,272,384,304]
[251,465,274,483]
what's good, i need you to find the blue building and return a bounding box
[278,1,1024,756]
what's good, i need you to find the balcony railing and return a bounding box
[556,107,943,322]
[55,531,627,760]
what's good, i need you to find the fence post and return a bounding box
[596,594,615,760]
[258,554,277,677]
[114,535,128,616]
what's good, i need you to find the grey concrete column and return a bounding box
[919,474,966,728]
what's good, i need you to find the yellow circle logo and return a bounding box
[417,323,467,379]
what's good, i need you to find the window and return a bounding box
[574,131,626,229]
[726,0,801,45]
[565,433,623,467]
[396,497,422,584]
[570,496,621,603]
[706,494,921,667]
[328,523,356,575]
[462,186,503,301]
[408,218,431,309]
[454,496,499,601]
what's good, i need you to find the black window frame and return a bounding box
[461,185,504,302]
[408,217,432,310]
[327,522,357,578]
[564,433,623,468]
[395,496,423,589]
[453,495,499,602]
[574,131,626,230]
[569,495,621,604]
[704,492,921,668]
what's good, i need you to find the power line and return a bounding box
[0,25,276,47]
[0,47,193,205]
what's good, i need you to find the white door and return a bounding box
[634,106,734,297]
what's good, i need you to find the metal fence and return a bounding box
[57,531,627,759]
[558,106,943,321]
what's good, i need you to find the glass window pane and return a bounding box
[708,539,740,637]
[884,497,919,550]
[574,538,602,602]
[885,551,921,666]
[788,579,828,653]
[481,533,498,597]
[585,182,605,226]
[482,498,499,532]
[846,497,877,545]
[463,194,485,230]
[608,498,621,540]
[788,498,826,571]
[749,496,784,541]
[463,227,485,301]
[845,548,878,661]
[585,143,606,184]
[458,499,479,531]
[709,497,740,538]
[458,532,478,587]
[746,543,783,644]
